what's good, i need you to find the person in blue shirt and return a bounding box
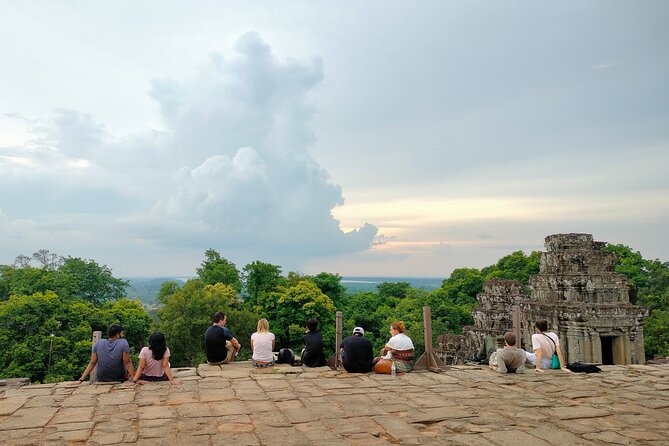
[78,324,135,383]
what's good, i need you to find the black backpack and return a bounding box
[566,362,602,373]
[276,348,295,365]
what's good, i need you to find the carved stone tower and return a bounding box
[524,233,647,364]
[435,233,648,365]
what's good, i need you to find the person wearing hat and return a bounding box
[339,326,374,373]
[77,324,135,383]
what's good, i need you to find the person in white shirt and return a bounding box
[525,320,571,373]
[251,318,275,368]
[374,321,415,374]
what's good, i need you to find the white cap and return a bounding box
[352,327,364,335]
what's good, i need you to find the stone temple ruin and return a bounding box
[436,233,648,365]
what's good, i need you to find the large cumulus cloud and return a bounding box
[0,32,377,268]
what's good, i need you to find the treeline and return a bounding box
[0,250,151,382]
[0,246,667,382]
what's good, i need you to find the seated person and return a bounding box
[78,324,135,383]
[301,318,326,367]
[525,319,571,373]
[488,332,526,374]
[205,312,241,364]
[133,332,179,384]
[473,335,498,364]
[374,321,414,374]
[251,318,275,368]
[340,326,374,373]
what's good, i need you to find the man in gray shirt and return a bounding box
[78,324,135,383]
[488,332,527,374]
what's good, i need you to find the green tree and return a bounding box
[481,250,540,291]
[636,260,669,311]
[437,268,484,305]
[196,249,241,292]
[57,257,129,305]
[606,244,649,303]
[344,291,387,341]
[644,310,669,358]
[309,272,347,310]
[156,279,257,366]
[0,265,59,300]
[605,244,669,359]
[97,298,152,353]
[269,281,336,354]
[285,271,309,286]
[157,280,182,305]
[0,291,96,382]
[377,282,412,301]
[241,261,284,311]
[0,255,128,305]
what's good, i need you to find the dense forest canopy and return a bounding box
[0,244,667,382]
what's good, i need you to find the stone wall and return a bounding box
[435,279,526,363]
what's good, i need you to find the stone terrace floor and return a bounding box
[0,363,668,446]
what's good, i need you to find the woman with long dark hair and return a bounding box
[133,332,179,384]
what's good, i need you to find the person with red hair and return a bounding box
[373,321,415,374]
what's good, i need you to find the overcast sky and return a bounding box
[1,1,667,278]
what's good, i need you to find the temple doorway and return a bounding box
[601,336,614,365]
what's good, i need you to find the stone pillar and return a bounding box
[634,325,646,364]
[623,335,631,365]
[91,331,102,382]
[566,326,581,364]
[335,311,343,369]
[583,329,593,362]
[612,335,629,365]
[512,306,521,351]
[591,331,602,364]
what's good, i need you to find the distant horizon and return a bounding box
[120,274,447,280]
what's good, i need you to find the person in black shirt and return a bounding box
[301,318,326,367]
[205,312,241,364]
[340,326,374,373]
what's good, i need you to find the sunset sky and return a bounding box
[1,1,667,278]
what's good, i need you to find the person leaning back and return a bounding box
[488,332,526,374]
